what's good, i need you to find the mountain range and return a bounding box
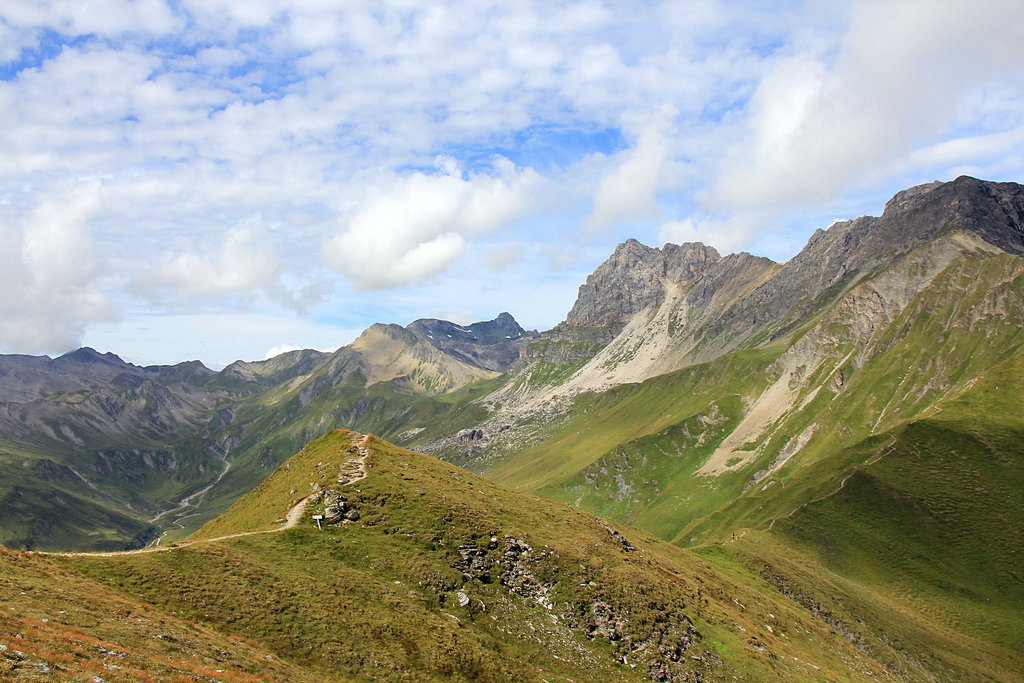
[1,175,1023,680]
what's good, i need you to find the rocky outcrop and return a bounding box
[565,240,720,332]
[320,489,360,524]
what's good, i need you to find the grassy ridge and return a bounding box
[46,430,890,681]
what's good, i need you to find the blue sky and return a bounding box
[2,1,1023,368]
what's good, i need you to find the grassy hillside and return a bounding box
[0,545,319,681]
[0,322,506,551]
[0,429,908,681]
[470,245,1024,680]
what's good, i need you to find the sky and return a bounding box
[2,1,1024,368]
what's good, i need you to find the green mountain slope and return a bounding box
[0,321,500,550]
[450,235,1024,680]
[5,430,897,681]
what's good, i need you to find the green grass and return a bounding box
[462,246,1024,680]
[0,546,318,682]
[6,429,891,682]
[487,347,779,493]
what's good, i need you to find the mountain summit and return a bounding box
[408,312,540,372]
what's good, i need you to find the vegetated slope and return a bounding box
[10,430,898,682]
[448,223,1024,676]
[0,316,508,551]
[0,545,317,681]
[419,176,1024,468]
[700,353,1024,680]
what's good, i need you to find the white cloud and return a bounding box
[324,157,539,290]
[0,182,112,354]
[586,107,682,232]
[658,214,760,256]
[2,0,181,37]
[136,223,325,312]
[264,343,302,360]
[147,225,280,296]
[709,0,1024,211]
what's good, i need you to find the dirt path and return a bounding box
[338,433,370,486]
[32,496,312,559]
[30,432,373,560]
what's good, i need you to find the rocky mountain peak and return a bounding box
[57,347,129,367]
[902,175,1024,255]
[358,322,422,347]
[564,240,720,329]
[789,176,1024,280]
[407,313,539,372]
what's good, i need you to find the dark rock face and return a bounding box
[878,175,1024,257]
[408,312,540,372]
[709,175,1024,349]
[564,240,720,331]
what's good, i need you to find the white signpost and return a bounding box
[312,514,323,530]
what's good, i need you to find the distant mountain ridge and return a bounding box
[408,311,540,372]
[0,347,208,403]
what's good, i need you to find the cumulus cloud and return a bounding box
[658,214,761,256]
[148,225,279,295]
[585,104,679,232]
[709,0,1024,211]
[324,157,539,290]
[137,223,324,312]
[586,124,674,232]
[0,183,112,354]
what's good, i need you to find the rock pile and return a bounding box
[321,489,360,524]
